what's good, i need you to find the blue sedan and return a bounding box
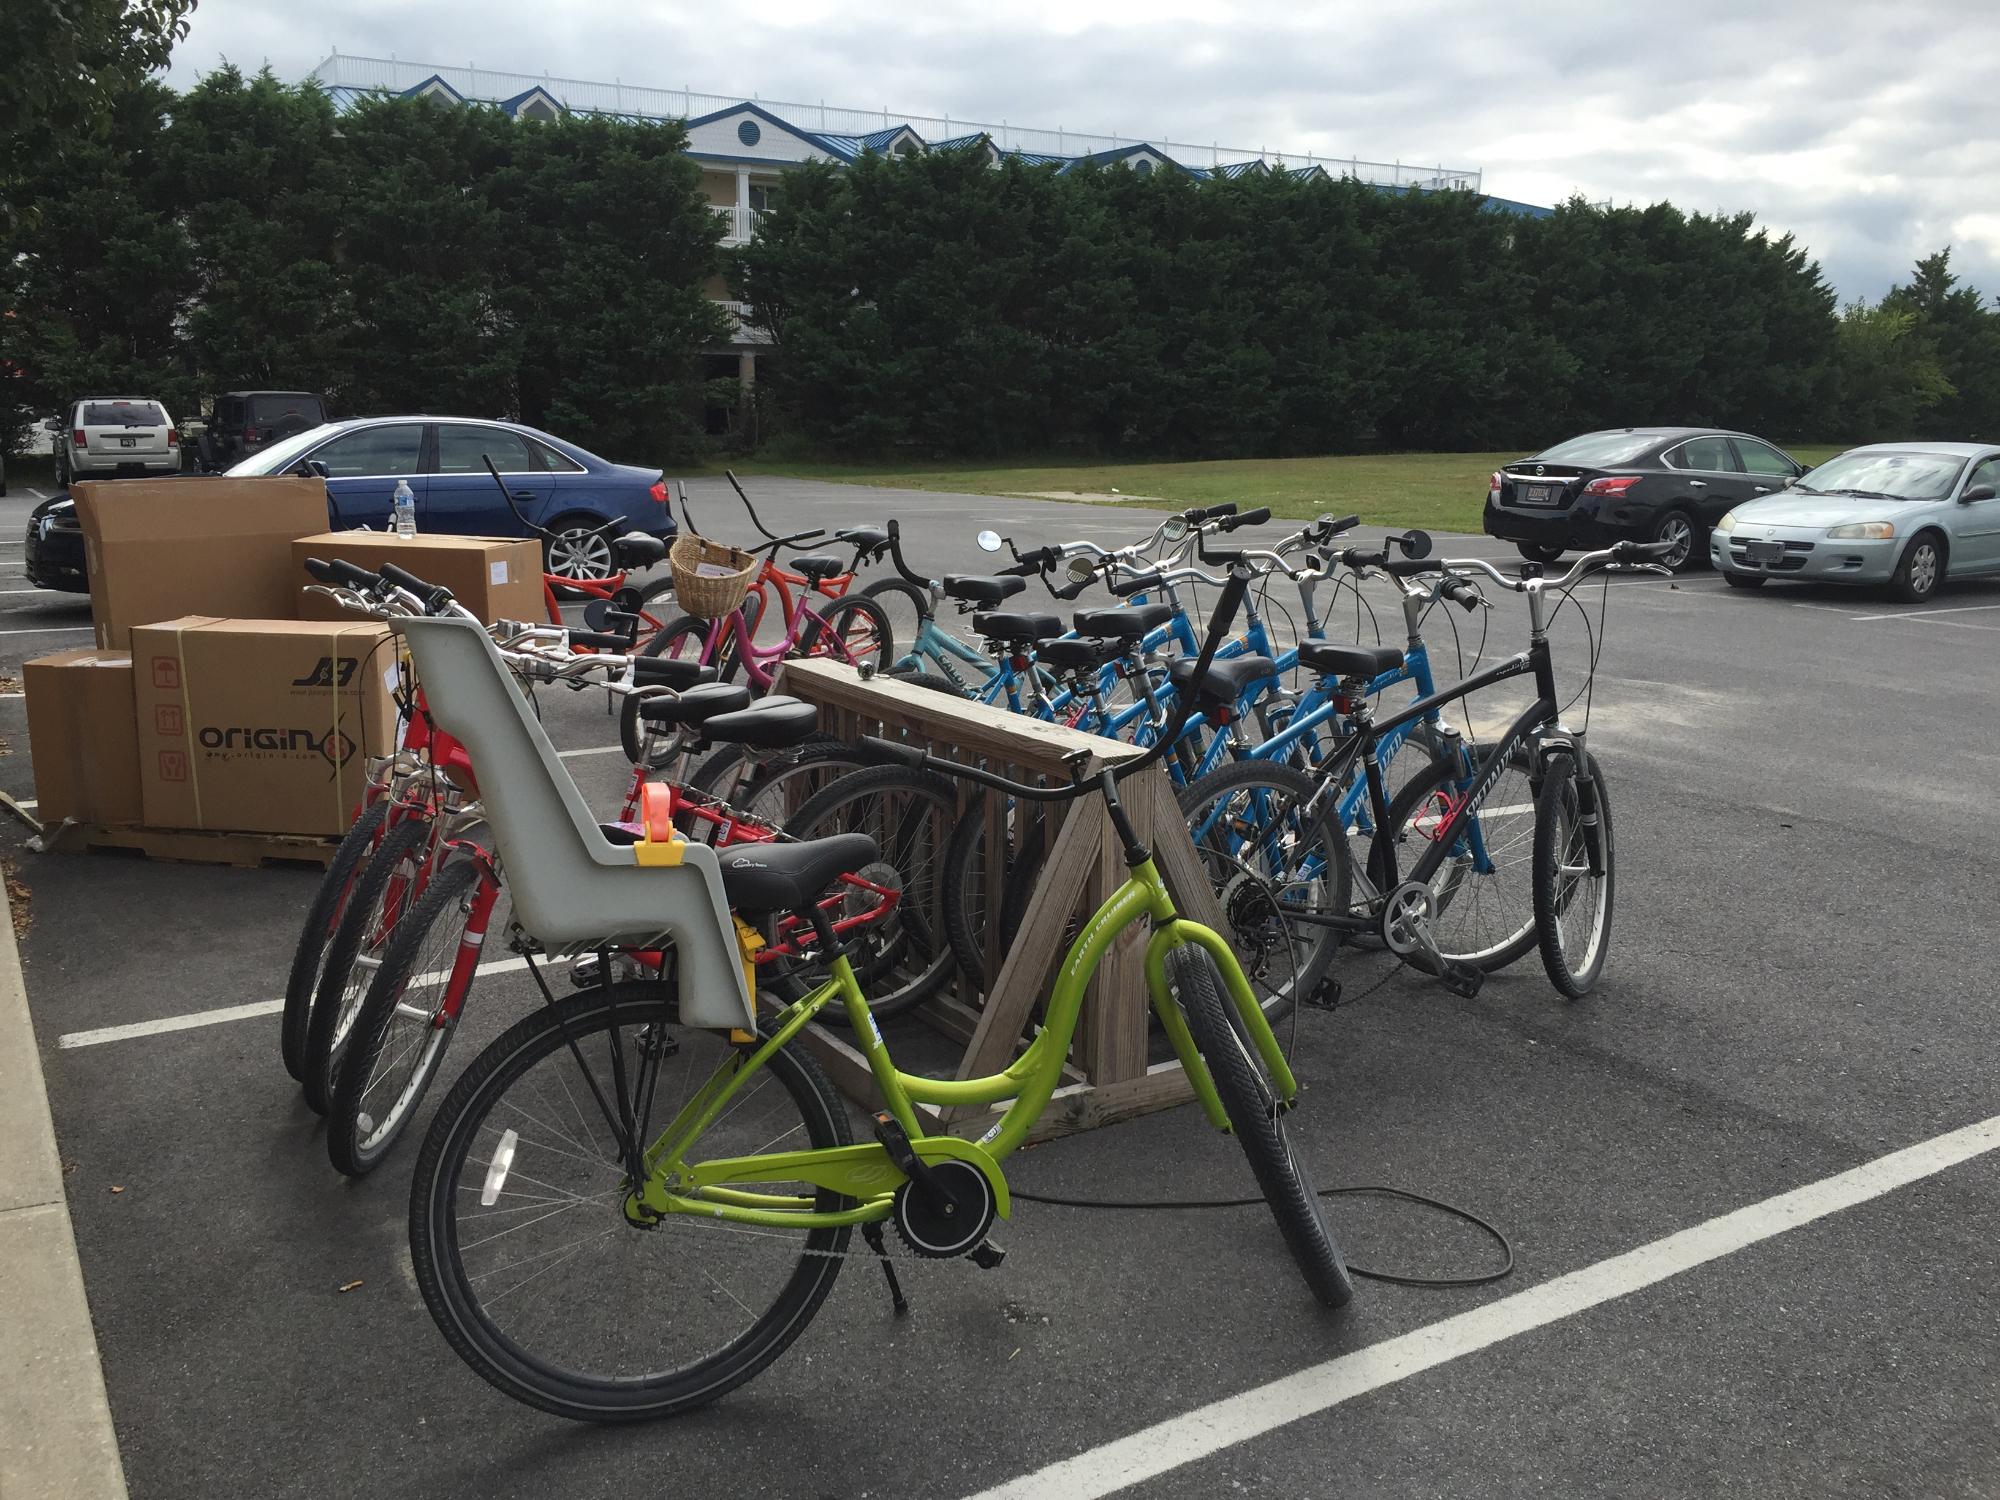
[229,416,677,578]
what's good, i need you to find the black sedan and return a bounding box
[25,494,86,591]
[1482,428,1806,570]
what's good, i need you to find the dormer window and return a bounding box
[519,97,558,122]
[893,137,919,157]
[1132,157,1153,176]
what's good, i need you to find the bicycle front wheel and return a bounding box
[1168,945,1353,1307]
[326,857,484,1177]
[408,983,853,1423]
[1533,749,1615,998]
[622,615,721,766]
[282,799,387,1081]
[860,578,930,670]
[1175,759,1350,1021]
[802,594,894,675]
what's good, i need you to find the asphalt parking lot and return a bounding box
[7,474,2000,1498]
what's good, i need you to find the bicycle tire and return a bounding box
[326,857,482,1177]
[764,763,962,1018]
[629,575,679,645]
[886,667,969,698]
[1367,745,1540,972]
[1175,759,1351,1021]
[407,982,853,1423]
[303,815,433,1115]
[726,740,875,829]
[1533,749,1615,999]
[801,594,893,675]
[1168,944,1353,1307]
[621,614,720,766]
[282,799,387,1081]
[940,796,1045,998]
[861,577,931,670]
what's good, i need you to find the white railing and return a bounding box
[709,205,765,243]
[306,53,1481,192]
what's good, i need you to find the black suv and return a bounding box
[204,391,327,469]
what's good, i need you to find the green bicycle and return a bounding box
[401,564,1351,1424]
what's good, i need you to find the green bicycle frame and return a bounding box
[624,856,1300,1231]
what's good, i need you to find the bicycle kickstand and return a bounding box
[860,1221,910,1316]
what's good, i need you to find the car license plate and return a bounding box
[119,436,135,448]
[1744,539,1784,562]
[1518,484,1559,506]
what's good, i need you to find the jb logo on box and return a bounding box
[151,656,180,690]
[292,657,360,688]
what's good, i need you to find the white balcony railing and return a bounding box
[710,204,765,244]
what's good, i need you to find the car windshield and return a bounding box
[1532,432,1659,466]
[226,423,340,475]
[1794,452,1964,501]
[249,395,322,424]
[82,401,167,427]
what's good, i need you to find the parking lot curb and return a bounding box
[0,879,130,1499]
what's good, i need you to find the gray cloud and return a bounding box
[166,0,2000,300]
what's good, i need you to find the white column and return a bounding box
[735,167,751,241]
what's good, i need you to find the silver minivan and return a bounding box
[50,398,179,486]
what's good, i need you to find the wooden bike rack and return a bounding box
[770,659,1229,1144]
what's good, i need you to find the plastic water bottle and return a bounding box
[392,479,416,538]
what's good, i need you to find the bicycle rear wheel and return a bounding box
[1533,749,1615,998]
[765,764,960,1017]
[1175,760,1350,1020]
[1168,945,1352,1307]
[326,857,483,1177]
[282,799,387,1081]
[801,594,893,675]
[407,982,853,1423]
[861,578,930,671]
[622,615,722,766]
[303,814,433,1115]
[1368,745,1539,972]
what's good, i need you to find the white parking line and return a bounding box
[55,956,532,1049]
[0,626,91,637]
[1850,602,2000,622]
[964,1109,2000,1500]
[23,488,49,502]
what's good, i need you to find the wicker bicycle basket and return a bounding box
[668,535,758,619]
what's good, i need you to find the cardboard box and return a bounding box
[23,650,143,826]
[71,477,330,650]
[291,532,544,625]
[131,618,399,837]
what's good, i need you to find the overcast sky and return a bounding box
[164,0,2000,303]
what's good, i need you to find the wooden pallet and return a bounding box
[770,659,1233,1146]
[34,820,339,869]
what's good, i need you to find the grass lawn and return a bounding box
[735,445,1849,533]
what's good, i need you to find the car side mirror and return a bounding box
[1960,483,1996,503]
[1781,475,1798,487]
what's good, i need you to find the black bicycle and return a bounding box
[1173,538,1675,1001]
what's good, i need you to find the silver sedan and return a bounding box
[1710,442,2000,603]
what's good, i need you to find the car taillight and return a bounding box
[649,479,669,505]
[1488,470,1503,495]
[72,428,86,447]
[167,428,178,447]
[243,426,259,443]
[1582,475,1641,497]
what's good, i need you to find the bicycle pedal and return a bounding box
[1303,978,1343,1011]
[1440,960,1484,1000]
[969,1238,1006,1270]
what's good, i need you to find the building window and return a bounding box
[747,183,782,214]
[893,137,919,157]
[1132,158,1154,176]
[518,97,558,122]
[738,119,761,146]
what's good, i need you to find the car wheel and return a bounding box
[543,516,617,582]
[1648,509,1699,571]
[1722,570,1767,589]
[1889,531,1945,604]
[55,456,69,491]
[1516,542,1564,564]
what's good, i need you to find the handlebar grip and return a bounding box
[1052,575,1094,601]
[379,561,453,612]
[1341,548,1388,570]
[1320,513,1361,535]
[1109,572,1156,597]
[1383,558,1445,578]
[1008,546,1060,572]
[1616,539,1679,562]
[568,630,634,651]
[1443,578,1482,611]
[631,657,711,687]
[859,734,929,770]
[1222,507,1271,530]
[312,557,380,590]
[1183,502,1237,523]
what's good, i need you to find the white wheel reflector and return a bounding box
[481,1128,519,1206]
